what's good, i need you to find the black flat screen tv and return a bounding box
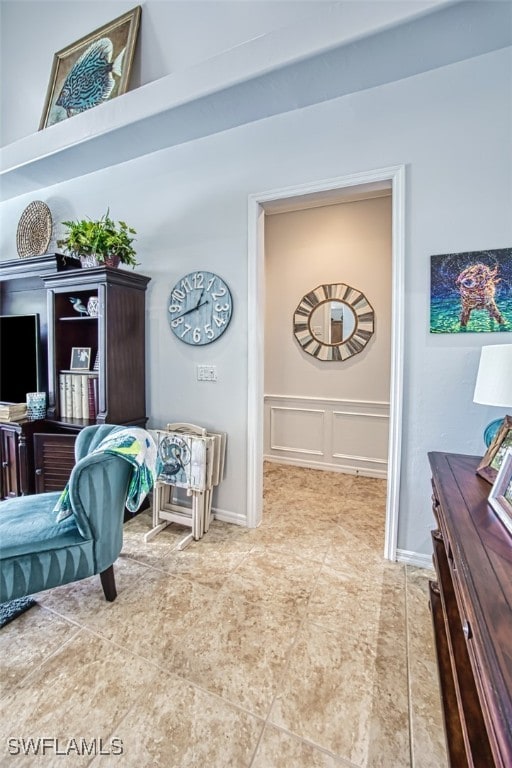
[0,314,42,404]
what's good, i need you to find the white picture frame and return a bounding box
[488,446,512,536]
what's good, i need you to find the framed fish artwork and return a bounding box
[39,6,141,130]
[430,247,512,333]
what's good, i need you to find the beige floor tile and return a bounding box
[226,547,324,610]
[269,620,410,767]
[124,513,254,588]
[307,561,405,639]
[195,519,258,552]
[263,465,358,524]
[0,630,167,766]
[249,522,335,564]
[152,547,249,589]
[89,675,264,768]
[0,605,80,695]
[325,526,396,576]
[35,550,161,622]
[170,585,304,716]
[405,567,447,768]
[39,558,220,667]
[333,508,386,553]
[0,465,446,768]
[122,509,187,568]
[252,725,351,767]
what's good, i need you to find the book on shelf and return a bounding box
[80,375,89,420]
[64,373,73,418]
[58,371,98,420]
[0,402,27,422]
[89,377,98,421]
[59,375,66,418]
[70,374,82,419]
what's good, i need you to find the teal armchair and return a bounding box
[0,425,137,603]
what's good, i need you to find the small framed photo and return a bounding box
[477,415,512,483]
[39,6,141,130]
[70,347,91,371]
[488,447,512,536]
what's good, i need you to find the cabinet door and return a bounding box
[34,433,76,493]
[0,427,20,499]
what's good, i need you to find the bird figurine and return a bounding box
[69,297,89,316]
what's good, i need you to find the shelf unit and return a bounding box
[0,256,151,497]
[43,266,151,428]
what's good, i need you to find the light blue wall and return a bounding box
[1,1,511,556]
[0,0,343,145]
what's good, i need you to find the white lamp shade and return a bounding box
[474,344,512,408]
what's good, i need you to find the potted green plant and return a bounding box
[57,210,138,269]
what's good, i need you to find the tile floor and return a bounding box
[0,464,447,767]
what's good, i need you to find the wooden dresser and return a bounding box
[428,452,512,768]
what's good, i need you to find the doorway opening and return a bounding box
[247,166,405,560]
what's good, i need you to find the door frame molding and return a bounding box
[247,164,405,560]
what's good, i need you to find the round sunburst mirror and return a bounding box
[293,283,375,361]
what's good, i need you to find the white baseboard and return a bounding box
[396,548,433,569]
[146,493,248,529]
[213,507,247,527]
[263,454,387,479]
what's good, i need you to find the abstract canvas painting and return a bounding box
[40,7,141,130]
[430,247,512,333]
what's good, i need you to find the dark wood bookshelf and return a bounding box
[0,256,150,496]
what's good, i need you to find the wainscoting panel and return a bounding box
[269,406,325,455]
[332,409,389,464]
[264,395,389,478]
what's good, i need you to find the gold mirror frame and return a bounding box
[293,283,375,361]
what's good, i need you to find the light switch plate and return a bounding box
[197,364,217,381]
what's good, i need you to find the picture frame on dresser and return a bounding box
[488,447,512,536]
[476,414,512,483]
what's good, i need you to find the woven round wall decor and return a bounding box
[16,201,52,258]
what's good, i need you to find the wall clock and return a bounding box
[168,271,233,345]
[293,282,375,361]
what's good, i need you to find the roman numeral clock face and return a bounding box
[168,271,233,345]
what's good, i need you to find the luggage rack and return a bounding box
[144,423,226,550]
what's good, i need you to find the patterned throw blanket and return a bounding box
[54,428,158,522]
